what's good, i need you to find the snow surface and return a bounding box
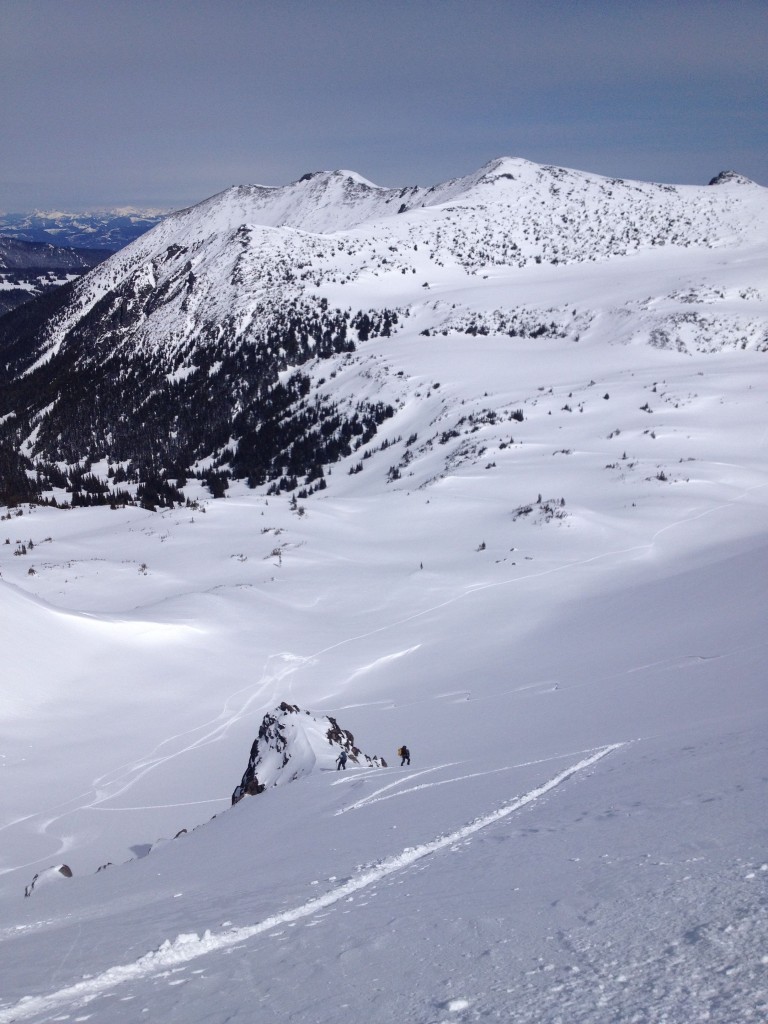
[1,159,767,1022]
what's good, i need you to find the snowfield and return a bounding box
[0,160,767,1022]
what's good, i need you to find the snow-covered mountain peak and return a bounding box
[476,154,549,180]
[333,168,384,189]
[294,168,384,189]
[156,168,401,241]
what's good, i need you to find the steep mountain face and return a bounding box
[0,207,167,251]
[0,157,765,507]
[0,236,107,316]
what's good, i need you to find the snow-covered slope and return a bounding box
[0,158,766,1022]
[0,488,765,1022]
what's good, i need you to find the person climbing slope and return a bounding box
[336,749,348,770]
[398,744,410,766]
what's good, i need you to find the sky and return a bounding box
[2,0,766,211]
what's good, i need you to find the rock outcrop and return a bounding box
[24,863,72,897]
[232,701,387,805]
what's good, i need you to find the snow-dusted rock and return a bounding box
[24,863,72,897]
[231,701,387,804]
[708,170,758,187]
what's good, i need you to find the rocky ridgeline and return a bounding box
[232,701,387,804]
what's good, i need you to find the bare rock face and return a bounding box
[232,701,387,805]
[24,863,72,897]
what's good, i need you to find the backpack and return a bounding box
[397,747,405,757]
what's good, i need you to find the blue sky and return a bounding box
[2,0,766,210]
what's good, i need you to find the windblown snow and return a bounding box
[0,156,766,1024]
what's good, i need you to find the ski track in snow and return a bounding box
[0,744,622,1023]
[335,763,457,810]
[335,744,621,814]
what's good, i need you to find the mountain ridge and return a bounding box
[0,155,765,508]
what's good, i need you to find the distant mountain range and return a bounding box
[0,157,764,507]
[0,207,168,251]
[0,208,168,315]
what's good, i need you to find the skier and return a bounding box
[398,744,410,766]
[336,749,348,771]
